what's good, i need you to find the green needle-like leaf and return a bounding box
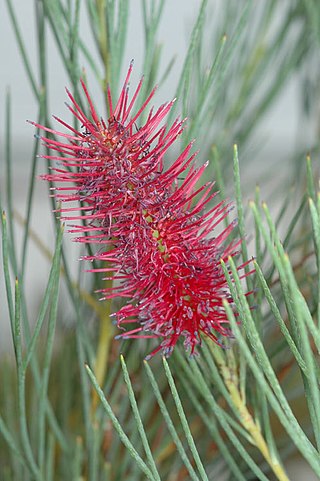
[85,363,156,481]
[144,360,200,481]
[163,357,209,481]
[120,355,161,481]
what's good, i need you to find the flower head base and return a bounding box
[32,63,251,357]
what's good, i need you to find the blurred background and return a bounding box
[1,0,318,350]
[1,1,320,479]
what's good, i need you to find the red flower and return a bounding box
[31,63,249,357]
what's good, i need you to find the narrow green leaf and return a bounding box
[20,112,43,278]
[14,278,41,481]
[75,311,95,471]
[120,355,161,481]
[163,358,209,481]
[254,261,307,375]
[5,0,39,99]
[177,373,247,481]
[37,224,63,470]
[0,415,26,469]
[221,259,320,475]
[187,33,228,142]
[89,422,100,481]
[112,0,129,89]
[199,343,249,432]
[260,394,279,465]
[158,55,176,87]
[85,364,156,481]
[282,195,306,251]
[5,90,18,275]
[45,434,55,481]
[233,145,250,267]
[138,0,166,109]
[282,254,320,449]
[187,358,269,481]
[211,145,226,201]
[72,436,83,480]
[23,223,64,371]
[306,155,316,201]
[262,202,320,351]
[70,0,81,65]
[251,201,300,346]
[1,211,14,331]
[167,0,208,126]
[144,360,200,481]
[309,197,320,328]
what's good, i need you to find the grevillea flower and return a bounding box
[31,63,250,358]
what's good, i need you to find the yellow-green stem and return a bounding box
[91,275,114,414]
[208,342,289,481]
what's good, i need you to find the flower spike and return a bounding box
[34,66,251,357]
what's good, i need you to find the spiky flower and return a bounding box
[31,64,249,357]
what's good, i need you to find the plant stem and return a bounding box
[90,2,114,397]
[209,342,290,481]
[91,288,114,413]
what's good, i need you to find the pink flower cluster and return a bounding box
[32,64,248,358]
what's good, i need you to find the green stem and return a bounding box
[208,342,290,481]
[91,295,114,413]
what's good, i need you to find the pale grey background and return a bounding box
[1,1,310,338]
[0,2,318,479]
